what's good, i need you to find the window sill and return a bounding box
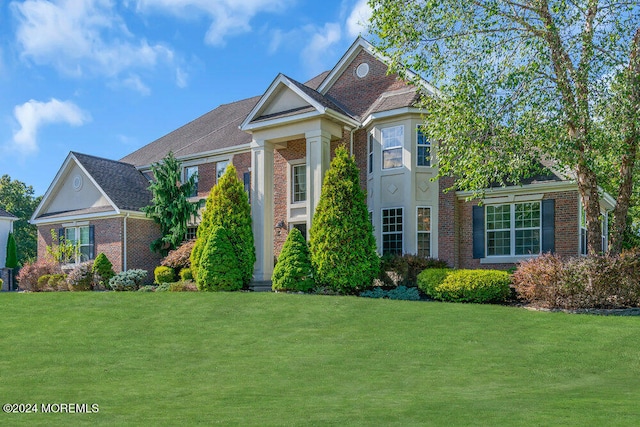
[480,254,539,264]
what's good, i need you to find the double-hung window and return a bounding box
[417,207,431,258]
[216,160,229,180]
[292,164,306,203]
[486,202,541,256]
[382,208,403,255]
[63,226,94,264]
[368,133,374,174]
[579,204,608,255]
[184,166,198,197]
[381,126,403,169]
[416,126,431,167]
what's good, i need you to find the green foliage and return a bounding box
[430,270,512,304]
[34,274,67,292]
[109,269,148,291]
[5,232,18,268]
[138,285,157,292]
[143,152,201,256]
[360,286,421,301]
[169,281,198,292]
[180,268,193,281]
[46,229,77,263]
[0,175,40,265]
[154,266,175,284]
[417,268,452,299]
[309,146,379,294]
[92,253,115,288]
[155,283,171,292]
[66,261,95,291]
[272,228,314,292]
[16,259,62,291]
[369,1,640,254]
[512,251,640,309]
[191,164,254,286]
[197,225,243,291]
[379,254,449,286]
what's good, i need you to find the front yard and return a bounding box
[1,292,639,425]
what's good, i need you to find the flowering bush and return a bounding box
[67,261,95,291]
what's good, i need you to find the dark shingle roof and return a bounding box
[120,96,259,167]
[72,152,152,211]
[0,208,18,219]
[364,87,421,117]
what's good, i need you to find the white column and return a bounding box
[305,129,332,231]
[251,139,274,282]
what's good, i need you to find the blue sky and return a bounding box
[0,0,372,196]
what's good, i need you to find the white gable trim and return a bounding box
[31,152,120,222]
[241,74,325,131]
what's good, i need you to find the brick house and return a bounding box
[1,208,18,290]
[32,37,615,283]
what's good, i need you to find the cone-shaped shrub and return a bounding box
[197,225,243,291]
[191,164,255,286]
[309,146,379,294]
[272,227,314,292]
[92,253,115,287]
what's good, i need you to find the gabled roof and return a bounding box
[240,73,359,131]
[72,152,152,211]
[121,96,260,168]
[0,208,18,220]
[32,152,152,222]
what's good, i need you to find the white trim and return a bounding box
[480,255,539,264]
[416,206,432,258]
[362,107,422,128]
[381,124,404,170]
[456,181,578,200]
[31,210,148,226]
[135,144,250,173]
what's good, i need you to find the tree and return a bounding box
[142,152,200,255]
[369,0,640,255]
[5,232,18,269]
[197,225,243,291]
[190,164,255,286]
[272,227,314,292]
[0,175,40,265]
[309,146,379,294]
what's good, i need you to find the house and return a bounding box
[31,37,616,284]
[1,208,18,291]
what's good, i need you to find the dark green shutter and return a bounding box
[541,199,555,253]
[472,205,485,259]
[89,225,95,259]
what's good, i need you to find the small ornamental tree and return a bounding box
[5,232,17,268]
[190,164,255,286]
[309,146,379,294]
[197,225,243,291]
[272,227,314,292]
[92,253,115,288]
[143,151,200,256]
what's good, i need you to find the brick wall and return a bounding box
[325,50,409,118]
[126,217,162,283]
[437,176,458,268]
[457,190,580,270]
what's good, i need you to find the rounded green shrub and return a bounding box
[154,266,175,284]
[417,268,452,299]
[197,225,243,291]
[272,228,314,292]
[92,253,115,288]
[109,269,148,291]
[180,267,193,281]
[309,146,379,294]
[434,269,511,303]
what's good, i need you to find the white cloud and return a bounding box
[346,0,372,38]
[12,0,174,79]
[301,23,343,75]
[121,74,151,95]
[133,0,293,46]
[12,99,90,155]
[176,67,188,88]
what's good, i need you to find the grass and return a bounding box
[1,292,639,426]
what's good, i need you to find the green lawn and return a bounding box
[1,292,639,426]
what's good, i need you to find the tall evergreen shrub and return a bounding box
[197,225,243,291]
[5,232,18,268]
[190,164,255,286]
[272,227,314,292]
[309,146,379,293]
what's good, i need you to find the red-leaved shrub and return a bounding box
[161,240,195,270]
[17,259,63,292]
[512,251,640,309]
